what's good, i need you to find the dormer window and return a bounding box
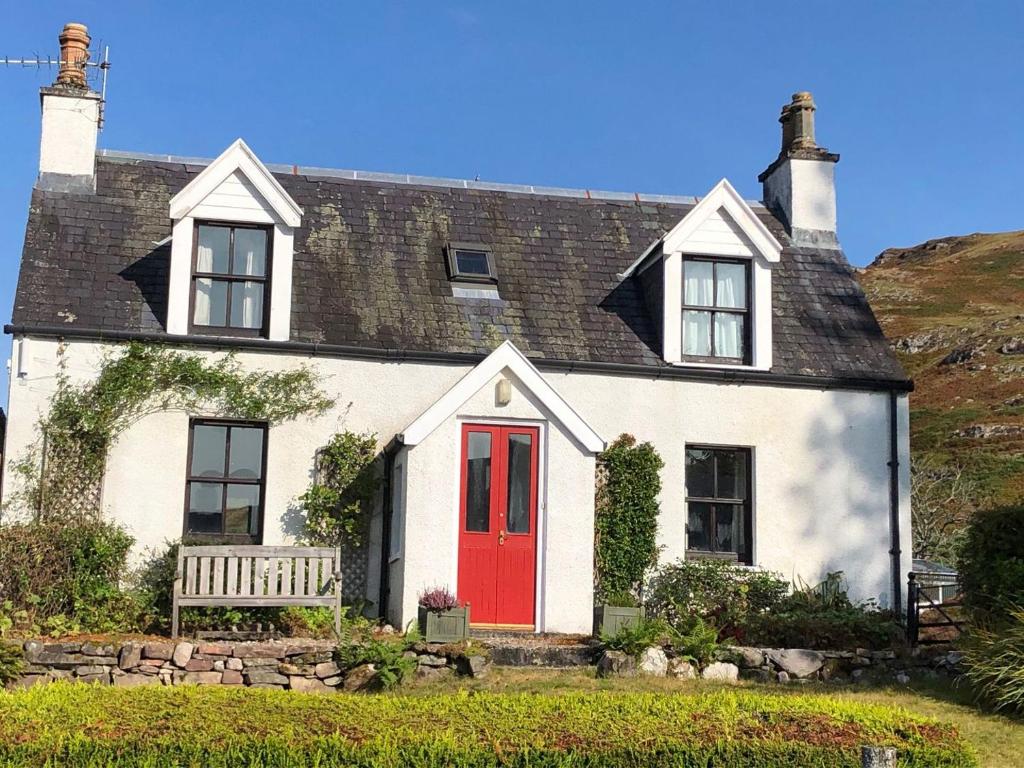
[682,257,750,363]
[190,222,271,336]
[446,243,497,284]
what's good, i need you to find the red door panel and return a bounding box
[457,424,538,628]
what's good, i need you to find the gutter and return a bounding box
[888,391,904,616]
[3,324,914,394]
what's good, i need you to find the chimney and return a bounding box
[38,22,101,193]
[758,92,840,248]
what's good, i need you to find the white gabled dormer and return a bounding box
[166,139,302,341]
[625,179,781,371]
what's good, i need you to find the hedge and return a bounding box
[0,684,975,767]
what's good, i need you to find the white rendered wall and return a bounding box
[1,338,910,618]
[39,92,99,180]
[763,158,838,238]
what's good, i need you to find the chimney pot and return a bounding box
[55,22,90,89]
[759,91,840,247]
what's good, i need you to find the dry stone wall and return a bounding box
[11,638,489,691]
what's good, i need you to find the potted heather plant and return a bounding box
[594,589,645,637]
[417,586,470,643]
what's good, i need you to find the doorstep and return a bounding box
[471,630,600,668]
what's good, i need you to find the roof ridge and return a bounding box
[96,148,767,208]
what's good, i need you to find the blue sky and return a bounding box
[1,2,1023,408]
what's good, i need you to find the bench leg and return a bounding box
[172,597,180,639]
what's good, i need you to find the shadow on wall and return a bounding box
[784,392,897,607]
[118,241,170,331]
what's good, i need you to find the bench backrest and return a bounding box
[176,545,342,604]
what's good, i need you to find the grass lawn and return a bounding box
[0,671,994,767]
[405,668,1020,767]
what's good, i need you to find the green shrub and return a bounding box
[594,435,663,602]
[0,519,142,634]
[600,617,671,657]
[0,685,976,767]
[672,617,723,667]
[740,572,901,650]
[335,636,416,689]
[0,642,23,686]
[645,559,788,638]
[962,605,1024,713]
[299,431,380,546]
[958,505,1024,625]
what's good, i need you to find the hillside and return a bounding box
[858,231,1024,512]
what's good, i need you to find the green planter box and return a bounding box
[594,604,645,637]
[418,605,470,643]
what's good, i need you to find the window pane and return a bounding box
[687,501,712,551]
[187,482,223,534]
[714,503,746,556]
[454,249,491,276]
[716,263,746,309]
[194,278,228,327]
[684,261,714,306]
[232,229,267,277]
[715,450,748,500]
[230,282,264,329]
[225,484,260,536]
[228,427,264,479]
[714,313,744,359]
[191,425,227,478]
[685,448,715,498]
[465,432,492,532]
[683,310,712,356]
[197,226,230,274]
[506,434,532,534]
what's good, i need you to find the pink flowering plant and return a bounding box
[418,586,460,612]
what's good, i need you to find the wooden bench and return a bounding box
[172,545,343,638]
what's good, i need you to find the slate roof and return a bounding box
[10,153,908,386]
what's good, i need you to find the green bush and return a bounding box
[335,636,416,689]
[0,642,23,686]
[0,519,142,635]
[672,617,723,667]
[741,572,902,651]
[958,505,1024,625]
[594,435,663,602]
[962,605,1024,713]
[600,617,671,658]
[0,685,976,767]
[645,559,788,638]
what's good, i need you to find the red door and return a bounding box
[457,423,539,628]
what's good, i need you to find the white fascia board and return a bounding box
[168,138,303,227]
[663,178,782,263]
[399,340,606,453]
[618,236,666,280]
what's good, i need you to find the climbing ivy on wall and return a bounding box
[594,434,664,603]
[299,431,381,548]
[10,342,334,520]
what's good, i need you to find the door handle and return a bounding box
[498,530,506,545]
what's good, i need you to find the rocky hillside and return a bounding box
[858,231,1024,507]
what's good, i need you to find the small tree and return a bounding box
[299,431,381,547]
[594,434,663,603]
[910,456,980,564]
[958,505,1024,625]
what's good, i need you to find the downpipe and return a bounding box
[888,391,903,616]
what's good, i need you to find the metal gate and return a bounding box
[906,570,964,646]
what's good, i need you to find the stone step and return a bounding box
[469,631,600,668]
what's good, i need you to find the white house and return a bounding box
[1,25,912,635]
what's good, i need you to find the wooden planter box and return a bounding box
[418,605,470,643]
[594,604,645,637]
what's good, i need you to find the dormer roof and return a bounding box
[168,139,303,227]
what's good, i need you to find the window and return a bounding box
[185,420,267,542]
[446,242,498,283]
[685,446,752,564]
[191,223,271,335]
[682,257,750,363]
[389,461,404,559]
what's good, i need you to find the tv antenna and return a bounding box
[1,40,111,130]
